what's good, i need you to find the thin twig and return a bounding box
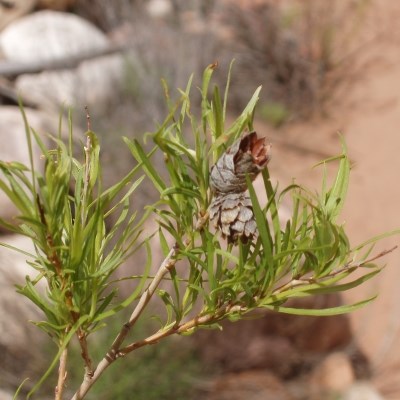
[71,245,396,399]
[71,244,179,400]
[77,329,94,378]
[109,245,179,354]
[273,246,398,295]
[117,303,245,357]
[327,246,397,277]
[55,347,68,400]
[71,215,213,399]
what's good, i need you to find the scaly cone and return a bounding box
[209,132,272,243]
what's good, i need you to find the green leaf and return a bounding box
[103,175,144,218]
[223,59,235,123]
[158,289,178,326]
[92,240,152,323]
[262,295,377,316]
[207,234,217,295]
[91,289,117,321]
[246,176,273,261]
[13,378,30,400]
[0,172,33,217]
[87,131,100,188]
[0,240,36,259]
[161,186,201,200]
[98,163,142,206]
[169,266,182,321]
[262,169,281,253]
[353,229,400,252]
[124,138,166,193]
[158,228,170,258]
[201,62,217,134]
[210,86,262,159]
[322,139,350,219]
[266,268,380,303]
[214,248,240,265]
[212,85,224,141]
[17,279,61,329]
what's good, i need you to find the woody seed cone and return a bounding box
[209,132,271,243]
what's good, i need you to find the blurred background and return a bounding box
[0,0,399,399]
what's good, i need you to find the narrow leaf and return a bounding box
[262,295,377,316]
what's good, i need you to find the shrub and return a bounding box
[0,64,396,399]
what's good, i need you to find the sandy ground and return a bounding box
[257,1,400,397]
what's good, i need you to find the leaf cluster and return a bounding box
[124,63,387,333]
[0,63,395,399]
[0,110,148,346]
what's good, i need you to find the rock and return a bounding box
[0,0,36,32]
[342,382,384,400]
[0,389,13,400]
[0,11,107,62]
[37,0,75,10]
[0,234,45,391]
[0,106,54,224]
[310,352,355,398]
[0,11,124,112]
[207,371,295,400]
[146,0,172,18]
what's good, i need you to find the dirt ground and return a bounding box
[258,1,400,397]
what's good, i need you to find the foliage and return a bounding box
[0,63,395,399]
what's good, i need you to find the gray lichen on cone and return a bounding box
[209,132,271,243]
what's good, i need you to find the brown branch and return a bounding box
[324,246,397,278]
[37,195,94,376]
[117,325,179,356]
[70,244,179,400]
[118,303,245,357]
[109,245,179,355]
[70,214,210,400]
[77,329,94,378]
[74,226,380,400]
[273,246,398,295]
[74,245,398,392]
[72,241,395,377]
[71,299,244,399]
[55,347,68,400]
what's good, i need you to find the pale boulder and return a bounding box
[0,11,124,112]
[342,382,384,400]
[310,352,355,399]
[0,106,53,223]
[0,0,36,32]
